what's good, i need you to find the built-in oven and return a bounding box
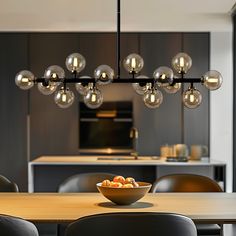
[79,101,133,154]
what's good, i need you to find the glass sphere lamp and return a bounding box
[143,88,163,108]
[65,53,86,73]
[123,53,144,74]
[54,87,75,108]
[84,86,103,109]
[202,70,223,90]
[172,53,192,74]
[15,70,35,90]
[153,66,174,87]
[94,65,114,85]
[182,87,202,109]
[132,75,152,95]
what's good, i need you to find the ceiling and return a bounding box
[0,0,234,31]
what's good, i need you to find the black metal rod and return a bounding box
[35,78,202,84]
[117,0,121,79]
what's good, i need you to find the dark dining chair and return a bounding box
[0,175,19,192]
[58,172,116,192]
[151,174,223,236]
[57,172,116,236]
[65,212,197,236]
[0,214,39,236]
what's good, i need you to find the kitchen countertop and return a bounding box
[30,156,226,166]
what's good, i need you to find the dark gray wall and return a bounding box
[183,33,209,147]
[29,34,79,157]
[0,34,29,191]
[0,32,209,191]
[139,33,182,154]
[29,32,209,158]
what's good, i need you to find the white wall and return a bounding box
[0,0,233,32]
[210,31,233,192]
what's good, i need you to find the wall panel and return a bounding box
[0,33,28,191]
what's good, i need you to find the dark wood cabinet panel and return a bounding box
[120,33,139,77]
[0,33,28,191]
[78,33,116,76]
[139,33,183,154]
[29,33,80,159]
[183,33,209,150]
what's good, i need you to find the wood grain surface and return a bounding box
[0,193,234,224]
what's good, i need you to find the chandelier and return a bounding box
[15,0,223,109]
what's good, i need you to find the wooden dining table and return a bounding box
[0,192,236,224]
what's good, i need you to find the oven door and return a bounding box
[79,117,133,154]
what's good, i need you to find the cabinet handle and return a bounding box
[80,118,99,122]
[113,118,132,122]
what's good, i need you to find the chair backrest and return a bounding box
[65,212,197,236]
[0,214,38,236]
[58,172,116,192]
[0,175,19,192]
[151,174,222,193]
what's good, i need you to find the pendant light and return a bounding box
[15,0,223,109]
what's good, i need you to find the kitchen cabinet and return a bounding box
[0,33,28,191]
[29,156,226,192]
[183,33,209,148]
[78,33,116,75]
[29,33,79,158]
[139,33,183,154]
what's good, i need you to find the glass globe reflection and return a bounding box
[132,75,152,95]
[75,76,93,95]
[203,70,223,90]
[123,53,144,74]
[65,53,86,73]
[143,88,163,108]
[84,87,103,109]
[182,87,202,109]
[44,65,65,86]
[172,53,192,74]
[153,66,174,87]
[94,65,114,85]
[163,83,181,94]
[54,87,75,108]
[15,70,34,90]
[38,83,57,95]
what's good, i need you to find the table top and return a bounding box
[0,193,235,224]
[30,156,226,166]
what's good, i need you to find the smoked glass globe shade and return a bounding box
[54,87,75,108]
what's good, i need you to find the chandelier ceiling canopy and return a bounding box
[15,0,223,109]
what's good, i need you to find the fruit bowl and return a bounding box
[97,182,152,205]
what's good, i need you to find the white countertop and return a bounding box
[30,156,226,166]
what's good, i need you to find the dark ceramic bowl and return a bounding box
[97,182,152,205]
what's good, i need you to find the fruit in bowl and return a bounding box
[101,176,139,188]
[97,175,152,205]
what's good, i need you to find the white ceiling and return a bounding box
[0,0,234,31]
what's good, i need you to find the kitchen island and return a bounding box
[29,156,226,192]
